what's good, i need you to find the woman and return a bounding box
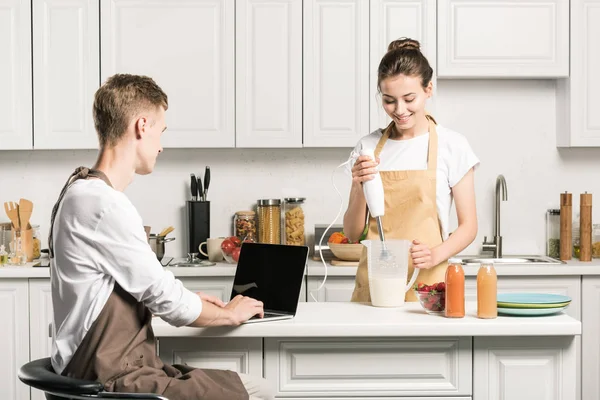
[344,38,479,303]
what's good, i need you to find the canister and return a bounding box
[257,199,281,244]
[546,209,560,259]
[283,198,306,246]
[234,211,257,242]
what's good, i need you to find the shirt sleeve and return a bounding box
[448,133,480,188]
[90,199,202,327]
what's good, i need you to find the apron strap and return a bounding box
[48,167,113,259]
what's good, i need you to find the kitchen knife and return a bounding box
[203,166,210,201]
[190,174,197,201]
[196,174,203,202]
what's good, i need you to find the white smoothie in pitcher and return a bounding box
[370,276,406,307]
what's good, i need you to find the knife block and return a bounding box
[187,201,210,259]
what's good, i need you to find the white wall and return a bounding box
[2,79,600,258]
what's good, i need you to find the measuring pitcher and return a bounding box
[362,239,419,307]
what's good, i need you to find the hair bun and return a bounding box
[387,38,421,52]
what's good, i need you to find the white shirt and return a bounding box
[346,124,480,239]
[50,179,202,374]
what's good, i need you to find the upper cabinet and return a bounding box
[101,0,235,148]
[557,0,600,147]
[0,0,32,150]
[303,0,369,148]
[33,0,99,150]
[235,0,302,148]
[437,0,569,78]
[369,0,437,132]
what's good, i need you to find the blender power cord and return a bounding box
[310,151,360,303]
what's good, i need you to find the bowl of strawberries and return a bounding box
[413,282,446,315]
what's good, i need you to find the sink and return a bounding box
[451,255,564,265]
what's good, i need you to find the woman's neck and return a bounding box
[391,114,429,140]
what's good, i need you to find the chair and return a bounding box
[18,357,168,400]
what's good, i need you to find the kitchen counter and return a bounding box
[152,301,581,338]
[2,258,600,278]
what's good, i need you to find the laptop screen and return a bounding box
[230,243,308,314]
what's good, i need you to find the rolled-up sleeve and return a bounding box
[90,201,202,326]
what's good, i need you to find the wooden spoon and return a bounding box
[18,198,33,230]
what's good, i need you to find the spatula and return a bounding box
[19,198,33,230]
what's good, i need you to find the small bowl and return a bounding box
[414,289,446,315]
[328,242,363,261]
[221,249,236,264]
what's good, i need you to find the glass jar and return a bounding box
[234,211,257,242]
[546,209,560,259]
[283,198,306,246]
[31,224,41,260]
[445,263,465,318]
[0,225,8,265]
[573,212,581,258]
[477,262,497,319]
[257,199,281,244]
[593,224,600,258]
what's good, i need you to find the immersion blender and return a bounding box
[360,148,390,258]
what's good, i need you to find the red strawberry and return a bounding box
[436,282,445,292]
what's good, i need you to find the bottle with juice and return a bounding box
[445,263,465,318]
[477,262,497,319]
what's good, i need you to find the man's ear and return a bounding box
[134,117,147,140]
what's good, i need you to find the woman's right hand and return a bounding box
[351,155,380,184]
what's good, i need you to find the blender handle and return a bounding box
[406,267,420,292]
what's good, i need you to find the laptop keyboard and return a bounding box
[250,312,284,320]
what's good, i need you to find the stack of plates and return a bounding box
[496,293,572,316]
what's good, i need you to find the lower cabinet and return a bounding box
[306,276,355,302]
[28,279,53,400]
[582,276,600,400]
[158,337,263,377]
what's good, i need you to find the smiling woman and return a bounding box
[343,38,480,304]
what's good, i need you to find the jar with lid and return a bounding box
[477,262,497,319]
[257,199,281,244]
[546,209,560,259]
[573,212,581,258]
[234,211,257,242]
[31,224,41,259]
[593,224,600,258]
[445,263,465,318]
[283,198,306,246]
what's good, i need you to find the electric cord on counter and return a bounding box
[310,151,360,302]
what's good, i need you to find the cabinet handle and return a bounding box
[48,323,52,338]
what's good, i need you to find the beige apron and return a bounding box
[50,167,248,400]
[351,115,448,303]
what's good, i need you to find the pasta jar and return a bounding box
[257,199,281,244]
[283,198,306,246]
[234,211,257,242]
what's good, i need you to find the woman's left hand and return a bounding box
[411,239,437,269]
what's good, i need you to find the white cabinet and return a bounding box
[0,0,32,150]
[303,0,369,147]
[236,0,302,148]
[264,337,472,397]
[369,0,437,131]
[101,0,235,148]
[158,338,263,376]
[28,280,53,400]
[178,277,234,303]
[474,336,577,400]
[33,0,99,149]
[582,276,600,400]
[0,280,30,400]
[437,0,569,78]
[557,0,600,147]
[306,276,355,302]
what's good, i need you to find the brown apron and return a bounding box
[50,167,248,400]
[351,115,448,303]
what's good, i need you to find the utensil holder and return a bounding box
[187,201,210,259]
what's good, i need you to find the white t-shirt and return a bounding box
[50,179,202,374]
[346,124,480,239]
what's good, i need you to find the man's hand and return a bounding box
[225,295,264,325]
[197,292,225,307]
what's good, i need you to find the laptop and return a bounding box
[230,242,309,323]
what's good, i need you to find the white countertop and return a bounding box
[2,258,600,278]
[151,302,581,338]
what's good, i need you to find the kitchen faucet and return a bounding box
[482,174,508,258]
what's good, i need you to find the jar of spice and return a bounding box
[257,199,281,244]
[593,224,600,258]
[31,224,41,260]
[234,211,257,242]
[283,198,306,246]
[546,209,560,259]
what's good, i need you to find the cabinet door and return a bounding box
[159,338,262,376]
[557,0,600,147]
[437,0,569,78]
[236,0,302,148]
[101,0,235,148]
[33,0,99,149]
[0,0,32,150]
[29,280,53,400]
[369,0,437,131]
[582,276,600,400]
[474,336,577,400]
[303,0,369,147]
[306,276,355,302]
[179,277,233,303]
[0,280,30,400]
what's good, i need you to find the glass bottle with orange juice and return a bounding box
[445,262,465,318]
[477,262,497,319]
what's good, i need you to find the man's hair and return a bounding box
[93,74,168,147]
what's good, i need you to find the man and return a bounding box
[49,74,273,400]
